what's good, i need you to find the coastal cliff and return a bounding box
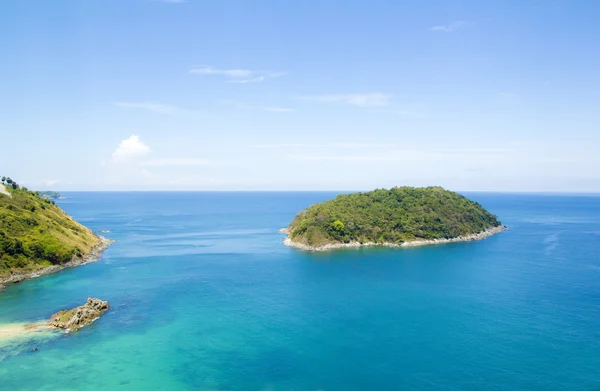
[283,186,505,251]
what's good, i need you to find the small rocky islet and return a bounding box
[0,298,110,345]
[48,297,110,332]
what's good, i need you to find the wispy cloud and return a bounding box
[262,107,294,112]
[190,66,252,78]
[287,147,516,163]
[254,144,516,153]
[430,21,466,32]
[111,135,152,161]
[189,66,286,83]
[368,108,424,118]
[300,93,392,108]
[436,148,516,154]
[42,179,59,187]
[219,100,295,112]
[253,142,395,148]
[115,102,178,115]
[290,155,407,162]
[141,158,214,167]
[242,105,294,112]
[228,76,265,84]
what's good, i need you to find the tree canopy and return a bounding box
[287,186,502,247]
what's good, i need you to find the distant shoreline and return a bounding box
[281,225,506,252]
[0,236,114,293]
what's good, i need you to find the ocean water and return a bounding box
[1,192,600,390]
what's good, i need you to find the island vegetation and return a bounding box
[284,186,504,250]
[0,177,110,287]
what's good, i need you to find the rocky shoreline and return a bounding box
[0,236,114,293]
[49,297,110,331]
[281,225,507,252]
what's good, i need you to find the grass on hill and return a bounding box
[0,184,100,277]
[287,186,502,247]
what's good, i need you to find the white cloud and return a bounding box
[42,179,58,187]
[139,168,156,180]
[302,93,392,108]
[190,66,253,78]
[115,102,178,115]
[368,108,424,118]
[228,76,266,84]
[435,148,515,154]
[189,66,285,83]
[141,158,214,167]
[287,147,518,163]
[253,142,393,148]
[261,106,295,112]
[242,105,295,112]
[111,135,152,160]
[430,21,466,32]
[219,100,295,112]
[107,136,218,168]
[290,155,409,162]
[254,144,516,151]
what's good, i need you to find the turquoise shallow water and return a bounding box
[1,192,600,390]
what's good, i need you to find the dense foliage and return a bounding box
[0,181,100,276]
[287,187,502,247]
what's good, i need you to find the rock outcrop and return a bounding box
[48,298,109,331]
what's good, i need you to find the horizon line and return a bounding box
[45,189,600,195]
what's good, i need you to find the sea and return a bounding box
[1,192,599,390]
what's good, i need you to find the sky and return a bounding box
[1,0,599,192]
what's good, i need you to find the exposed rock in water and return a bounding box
[48,298,109,331]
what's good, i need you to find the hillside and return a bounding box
[284,186,503,249]
[0,182,104,279]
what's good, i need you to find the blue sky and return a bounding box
[1,0,599,191]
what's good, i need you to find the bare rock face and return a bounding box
[48,297,109,331]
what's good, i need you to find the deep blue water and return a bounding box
[1,192,600,390]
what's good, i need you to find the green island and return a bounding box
[283,186,505,251]
[0,177,111,291]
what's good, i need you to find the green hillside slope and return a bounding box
[0,183,101,277]
[286,186,502,247]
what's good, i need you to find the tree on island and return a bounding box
[1,176,5,184]
[286,186,503,247]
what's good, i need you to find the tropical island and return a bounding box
[282,186,505,251]
[0,177,112,292]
